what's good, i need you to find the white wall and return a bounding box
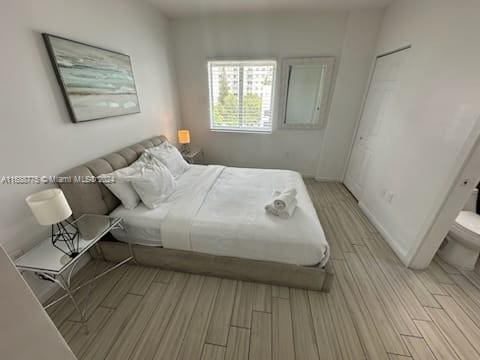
[316,10,383,180]
[355,0,480,266]
[0,0,180,298]
[170,10,383,177]
[0,244,77,360]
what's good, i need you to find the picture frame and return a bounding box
[43,33,140,123]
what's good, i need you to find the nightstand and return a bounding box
[15,214,133,333]
[181,146,204,164]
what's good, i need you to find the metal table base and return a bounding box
[40,242,135,333]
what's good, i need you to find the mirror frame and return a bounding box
[278,57,335,130]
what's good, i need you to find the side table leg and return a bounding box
[58,275,89,334]
[128,241,138,265]
[116,220,137,265]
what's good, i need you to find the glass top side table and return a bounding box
[15,214,133,333]
[181,145,204,164]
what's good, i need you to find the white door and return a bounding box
[345,48,410,200]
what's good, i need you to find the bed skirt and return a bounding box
[92,240,333,292]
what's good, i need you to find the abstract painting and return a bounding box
[43,33,140,122]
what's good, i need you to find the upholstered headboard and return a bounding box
[58,135,167,217]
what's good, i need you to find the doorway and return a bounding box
[408,115,480,269]
[345,47,411,200]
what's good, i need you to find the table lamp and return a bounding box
[178,129,191,154]
[26,188,80,257]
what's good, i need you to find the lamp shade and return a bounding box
[26,189,72,226]
[178,129,191,144]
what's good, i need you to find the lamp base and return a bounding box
[180,143,190,154]
[51,220,80,258]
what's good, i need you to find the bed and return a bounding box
[58,136,332,291]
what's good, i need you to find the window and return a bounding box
[208,60,276,133]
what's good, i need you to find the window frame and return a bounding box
[207,59,277,134]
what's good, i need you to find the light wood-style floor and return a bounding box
[47,181,480,360]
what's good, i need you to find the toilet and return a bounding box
[438,189,480,271]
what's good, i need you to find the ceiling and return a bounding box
[148,0,392,18]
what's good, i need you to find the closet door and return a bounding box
[345,48,410,200]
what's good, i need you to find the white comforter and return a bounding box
[161,166,328,265]
[112,165,329,266]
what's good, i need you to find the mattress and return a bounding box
[111,165,329,266]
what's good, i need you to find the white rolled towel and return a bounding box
[273,188,297,210]
[264,203,279,216]
[265,191,281,215]
[265,191,297,218]
[278,198,297,219]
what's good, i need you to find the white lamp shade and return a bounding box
[26,189,72,226]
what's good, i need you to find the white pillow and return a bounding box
[146,142,190,178]
[125,160,176,209]
[98,153,168,210]
[98,166,141,210]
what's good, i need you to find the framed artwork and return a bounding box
[43,33,140,123]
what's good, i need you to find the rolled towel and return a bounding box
[265,191,280,215]
[278,198,297,219]
[273,188,297,210]
[264,203,279,216]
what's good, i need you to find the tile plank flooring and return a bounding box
[47,180,480,359]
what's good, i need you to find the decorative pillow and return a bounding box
[98,166,141,210]
[125,160,176,209]
[98,153,168,210]
[146,141,190,178]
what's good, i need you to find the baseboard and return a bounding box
[314,176,341,182]
[358,202,410,265]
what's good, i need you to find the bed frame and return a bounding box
[59,135,333,292]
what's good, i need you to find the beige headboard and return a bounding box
[58,135,167,217]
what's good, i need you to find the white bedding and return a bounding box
[111,165,329,266]
[110,165,207,246]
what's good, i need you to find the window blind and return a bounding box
[208,60,276,133]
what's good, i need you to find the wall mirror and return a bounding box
[278,57,335,130]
